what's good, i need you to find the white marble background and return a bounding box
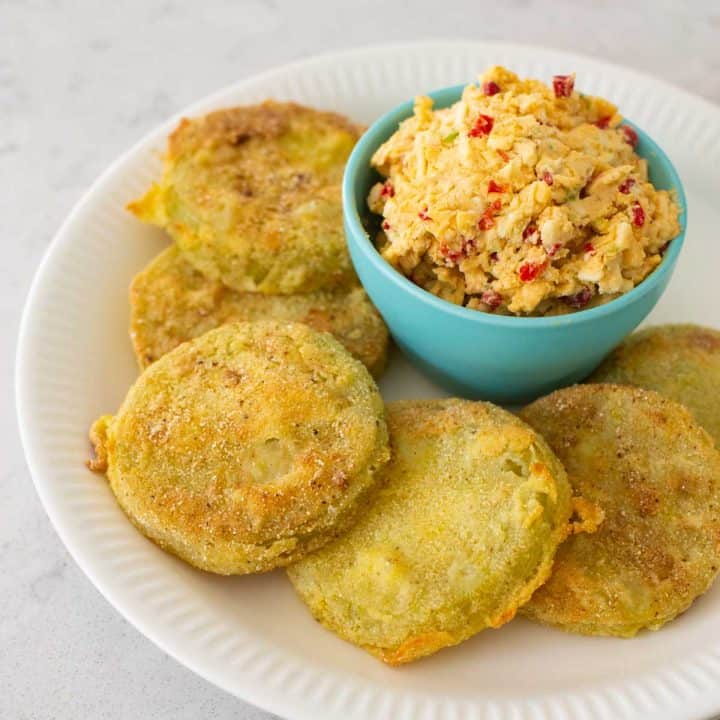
[2,1,719,718]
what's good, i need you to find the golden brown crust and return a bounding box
[89,321,390,575]
[369,631,454,666]
[288,398,572,664]
[87,414,111,472]
[520,384,720,636]
[166,101,362,157]
[589,324,720,446]
[129,246,389,377]
[128,101,362,294]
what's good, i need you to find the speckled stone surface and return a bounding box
[2,1,719,718]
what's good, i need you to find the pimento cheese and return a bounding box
[368,66,681,315]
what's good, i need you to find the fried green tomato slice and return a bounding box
[88,321,390,575]
[520,384,720,637]
[287,398,573,665]
[129,246,389,377]
[588,324,720,446]
[128,101,361,294]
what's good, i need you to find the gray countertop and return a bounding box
[2,1,719,718]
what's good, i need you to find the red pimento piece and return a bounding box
[382,221,391,231]
[618,177,636,194]
[621,125,639,148]
[440,243,463,263]
[518,261,547,282]
[547,243,562,257]
[522,224,540,245]
[380,182,395,198]
[595,115,612,129]
[481,290,503,308]
[562,287,593,309]
[552,74,575,98]
[440,237,476,264]
[631,202,645,227]
[541,170,554,186]
[497,149,510,163]
[487,179,506,194]
[584,242,595,254]
[478,200,502,231]
[418,207,432,221]
[469,114,494,137]
[482,81,501,96]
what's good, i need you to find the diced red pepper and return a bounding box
[497,149,510,163]
[595,115,612,129]
[631,202,645,227]
[478,200,502,231]
[468,114,494,137]
[382,220,391,231]
[547,243,562,257]
[481,290,503,308]
[618,178,636,194]
[552,74,575,98]
[440,237,476,263]
[483,81,501,96]
[518,261,547,282]
[584,242,595,254]
[542,170,554,186]
[621,125,639,148]
[487,179,506,194]
[522,224,540,245]
[478,215,495,231]
[380,182,395,198]
[440,243,463,262]
[418,207,432,221]
[562,287,593,308]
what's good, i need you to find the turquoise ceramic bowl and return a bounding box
[343,84,687,403]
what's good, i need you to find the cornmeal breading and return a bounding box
[130,246,389,377]
[288,398,573,664]
[589,324,720,446]
[129,101,361,294]
[88,321,390,575]
[521,384,720,636]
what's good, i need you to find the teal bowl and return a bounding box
[343,85,687,404]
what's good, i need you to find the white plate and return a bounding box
[16,41,720,720]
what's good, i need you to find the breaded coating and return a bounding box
[288,399,573,664]
[589,324,720,446]
[520,384,720,637]
[88,321,390,575]
[128,101,361,294]
[129,246,389,377]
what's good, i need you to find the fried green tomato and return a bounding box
[129,246,389,377]
[287,399,573,665]
[520,384,720,637]
[128,101,361,294]
[589,324,720,446]
[88,321,390,575]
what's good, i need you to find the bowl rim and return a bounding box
[342,82,688,329]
